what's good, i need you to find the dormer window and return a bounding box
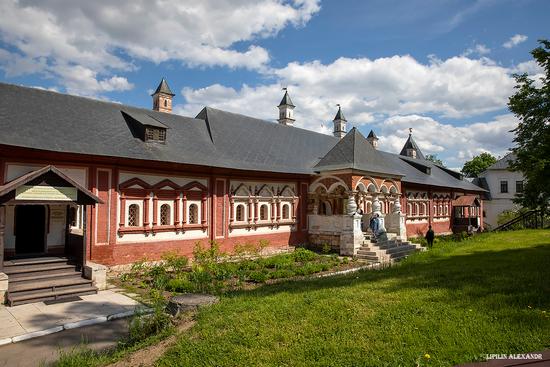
[145,127,166,142]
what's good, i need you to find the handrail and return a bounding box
[493,209,546,231]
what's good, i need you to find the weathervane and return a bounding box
[409,127,413,135]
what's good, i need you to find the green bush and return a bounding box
[259,254,294,269]
[293,248,318,262]
[167,277,195,293]
[161,252,189,273]
[248,270,270,283]
[127,290,171,346]
[271,269,295,279]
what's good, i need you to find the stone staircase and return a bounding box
[4,257,97,306]
[356,232,424,264]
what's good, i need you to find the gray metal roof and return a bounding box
[278,90,295,107]
[152,78,175,96]
[0,82,484,192]
[486,153,516,170]
[314,128,403,176]
[333,106,346,121]
[399,134,425,160]
[367,130,378,139]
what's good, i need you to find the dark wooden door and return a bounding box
[15,205,46,255]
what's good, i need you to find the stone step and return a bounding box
[8,276,94,293]
[356,249,378,256]
[8,270,84,286]
[3,256,69,267]
[3,262,75,275]
[7,285,98,307]
[355,254,380,261]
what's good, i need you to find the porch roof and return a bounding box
[0,165,102,205]
[452,195,480,207]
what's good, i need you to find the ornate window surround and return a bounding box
[118,178,208,237]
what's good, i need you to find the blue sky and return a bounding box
[0,0,548,168]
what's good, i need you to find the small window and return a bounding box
[282,204,290,219]
[516,180,523,193]
[164,99,168,107]
[189,204,198,224]
[500,180,508,193]
[433,204,437,216]
[145,127,166,142]
[128,204,140,227]
[236,204,245,221]
[260,204,268,220]
[160,204,170,225]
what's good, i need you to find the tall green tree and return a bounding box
[508,39,550,212]
[461,152,497,178]
[425,154,445,167]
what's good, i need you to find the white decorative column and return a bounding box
[372,195,386,232]
[385,197,407,240]
[339,191,364,256]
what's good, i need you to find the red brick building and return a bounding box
[0,80,484,269]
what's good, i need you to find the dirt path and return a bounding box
[107,319,196,367]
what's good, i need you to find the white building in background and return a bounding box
[474,153,524,229]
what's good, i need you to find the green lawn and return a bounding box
[156,230,550,367]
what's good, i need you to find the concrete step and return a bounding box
[7,285,98,306]
[8,270,83,284]
[8,276,94,293]
[3,256,69,267]
[383,244,417,255]
[355,254,380,261]
[8,272,86,289]
[356,249,378,256]
[3,263,75,275]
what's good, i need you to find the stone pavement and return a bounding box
[0,290,140,345]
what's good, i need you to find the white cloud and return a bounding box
[173,53,522,167]
[503,34,528,49]
[0,0,320,95]
[462,43,491,57]
[374,114,518,167]
[176,54,516,128]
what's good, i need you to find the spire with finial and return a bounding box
[367,129,379,149]
[333,104,347,139]
[277,87,295,126]
[152,78,175,113]
[400,127,424,159]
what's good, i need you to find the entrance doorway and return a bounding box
[15,205,46,255]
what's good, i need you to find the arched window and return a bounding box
[439,204,443,216]
[236,204,245,221]
[444,204,449,216]
[421,203,427,216]
[366,201,372,214]
[260,204,268,220]
[189,204,198,224]
[282,204,290,219]
[433,204,437,216]
[319,201,332,216]
[160,204,170,225]
[128,204,139,227]
[414,203,419,216]
[163,99,168,107]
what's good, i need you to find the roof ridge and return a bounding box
[202,106,339,140]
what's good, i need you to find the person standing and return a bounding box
[425,225,435,248]
[370,213,380,239]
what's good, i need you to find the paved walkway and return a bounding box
[0,290,140,344]
[0,317,130,367]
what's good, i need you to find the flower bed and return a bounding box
[115,241,357,296]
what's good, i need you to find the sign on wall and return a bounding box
[15,185,77,201]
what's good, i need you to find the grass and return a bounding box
[155,230,550,367]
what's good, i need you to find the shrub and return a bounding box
[293,248,318,262]
[161,252,189,273]
[248,270,270,283]
[167,277,195,293]
[259,254,294,269]
[127,290,171,345]
[321,243,332,254]
[271,269,295,279]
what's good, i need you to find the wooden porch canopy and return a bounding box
[452,195,480,207]
[0,166,102,271]
[0,165,102,205]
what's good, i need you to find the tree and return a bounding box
[461,152,497,178]
[508,39,550,212]
[425,154,445,167]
